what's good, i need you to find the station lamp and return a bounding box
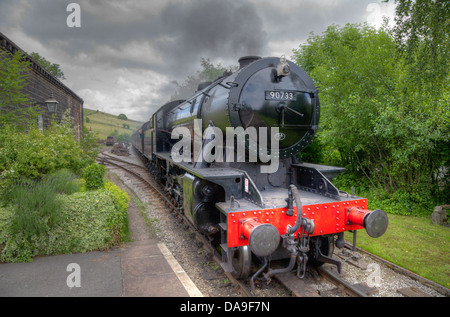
[45,93,59,113]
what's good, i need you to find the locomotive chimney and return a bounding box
[238,56,261,69]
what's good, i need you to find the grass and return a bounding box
[83,108,143,140]
[345,214,450,288]
[3,170,82,238]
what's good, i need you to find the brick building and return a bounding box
[0,32,83,139]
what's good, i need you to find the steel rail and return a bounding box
[317,266,367,297]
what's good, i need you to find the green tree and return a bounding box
[293,23,449,214]
[30,52,66,80]
[390,0,450,197]
[391,0,449,88]
[0,51,38,128]
[118,113,128,120]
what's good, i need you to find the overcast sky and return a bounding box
[0,0,396,122]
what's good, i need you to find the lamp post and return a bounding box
[45,93,59,113]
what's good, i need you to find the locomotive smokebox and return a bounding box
[347,207,388,238]
[241,218,280,257]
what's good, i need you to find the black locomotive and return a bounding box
[132,56,388,282]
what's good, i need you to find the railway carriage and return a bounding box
[132,56,388,282]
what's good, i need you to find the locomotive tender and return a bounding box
[132,56,388,282]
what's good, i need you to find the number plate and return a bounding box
[265,90,298,101]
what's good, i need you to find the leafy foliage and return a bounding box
[0,170,81,239]
[293,23,449,214]
[109,129,131,143]
[80,126,102,161]
[392,0,449,91]
[82,163,106,190]
[0,174,130,263]
[104,180,130,243]
[30,52,66,80]
[0,49,129,263]
[0,123,94,181]
[0,51,39,128]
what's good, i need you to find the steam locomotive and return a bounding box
[132,56,388,282]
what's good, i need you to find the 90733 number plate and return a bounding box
[265,90,298,101]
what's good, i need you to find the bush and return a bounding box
[0,170,82,240]
[0,188,129,263]
[293,23,449,215]
[332,171,436,216]
[0,123,94,182]
[80,125,102,160]
[83,163,106,190]
[104,180,130,243]
[0,206,13,245]
[0,51,36,128]
[0,121,129,262]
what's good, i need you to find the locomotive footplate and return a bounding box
[216,190,385,249]
[216,189,387,280]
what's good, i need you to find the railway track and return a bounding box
[98,150,447,298]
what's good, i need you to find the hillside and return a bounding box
[83,108,143,141]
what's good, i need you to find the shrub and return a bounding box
[0,123,94,182]
[0,51,36,128]
[83,163,106,190]
[0,188,130,263]
[47,190,122,254]
[80,125,102,160]
[0,170,82,240]
[104,180,130,243]
[293,23,449,215]
[104,181,129,213]
[110,130,131,143]
[0,206,13,245]
[43,169,82,195]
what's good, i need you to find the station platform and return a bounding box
[0,239,202,297]
[0,178,203,297]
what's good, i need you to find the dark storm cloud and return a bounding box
[0,0,393,121]
[4,0,267,79]
[251,0,379,51]
[159,0,268,60]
